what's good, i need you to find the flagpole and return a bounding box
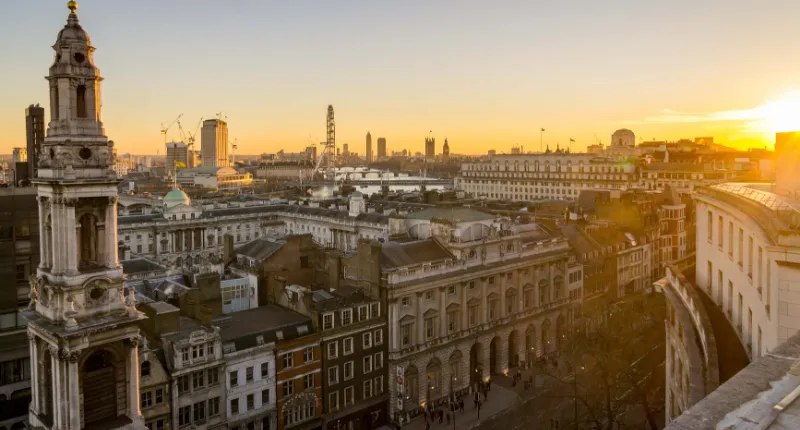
[540,129,543,152]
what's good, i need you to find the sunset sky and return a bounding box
[1,0,799,155]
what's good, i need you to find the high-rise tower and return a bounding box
[25,3,145,429]
[201,118,229,167]
[26,104,46,180]
[365,132,372,163]
[442,138,450,162]
[425,136,435,160]
[377,137,387,159]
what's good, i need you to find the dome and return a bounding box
[163,189,191,208]
[56,5,91,46]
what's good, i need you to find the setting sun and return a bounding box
[756,91,800,134]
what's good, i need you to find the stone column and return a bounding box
[106,197,119,268]
[49,346,63,430]
[461,283,468,330]
[415,292,423,345]
[127,337,141,420]
[439,287,447,337]
[68,351,81,430]
[480,278,488,325]
[190,229,195,251]
[37,197,48,269]
[390,301,399,349]
[65,199,78,274]
[51,198,63,274]
[28,334,39,414]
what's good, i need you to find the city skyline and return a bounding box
[2,1,800,156]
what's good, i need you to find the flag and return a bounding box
[541,128,545,132]
[175,161,186,168]
[570,138,575,142]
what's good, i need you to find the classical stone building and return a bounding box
[24,3,147,429]
[456,153,638,201]
[369,207,580,422]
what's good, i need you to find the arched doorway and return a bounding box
[425,358,442,403]
[489,337,500,374]
[508,330,519,368]
[541,319,552,356]
[469,343,483,386]
[403,365,419,406]
[82,350,117,425]
[525,325,536,365]
[448,350,463,394]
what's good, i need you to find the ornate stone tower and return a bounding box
[24,2,145,429]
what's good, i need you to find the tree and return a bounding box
[534,292,665,430]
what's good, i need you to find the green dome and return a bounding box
[163,189,191,208]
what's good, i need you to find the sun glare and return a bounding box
[756,91,800,133]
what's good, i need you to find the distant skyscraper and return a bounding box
[201,118,229,167]
[442,138,450,162]
[366,132,373,163]
[425,137,436,160]
[377,137,387,159]
[12,148,28,163]
[343,143,349,158]
[166,141,189,174]
[25,104,45,179]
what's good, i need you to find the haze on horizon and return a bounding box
[2,0,800,156]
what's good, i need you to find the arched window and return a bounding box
[404,365,419,404]
[426,358,442,401]
[140,360,151,378]
[76,85,87,118]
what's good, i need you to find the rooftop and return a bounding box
[219,305,312,352]
[381,238,454,269]
[405,207,493,223]
[235,238,285,261]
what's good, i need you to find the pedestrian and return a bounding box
[425,419,430,430]
[439,409,444,424]
[474,391,479,408]
[446,410,451,425]
[488,379,492,391]
[459,398,465,413]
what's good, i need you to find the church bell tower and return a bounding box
[24,2,145,429]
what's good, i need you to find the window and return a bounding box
[192,370,205,390]
[230,398,239,415]
[192,344,205,360]
[718,216,723,246]
[181,348,189,363]
[738,228,744,266]
[207,342,215,357]
[282,381,294,396]
[329,392,339,411]
[358,305,368,321]
[375,352,383,369]
[282,353,293,369]
[261,362,269,379]
[303,374,314,390]
[374,329,383,345]
[141,391,152,409]
[179,406,191,426]
[229,371,238,387]
[178,375,189,394]
[425,317,436,339]
[401,297,410,306]
[489,300,498,320]
[370,302,380,318]
[447,310,458,333]
[261,389,270,405]
[207,368,219,386]
[328,366,339,385]
[344,361,354,380]
[303,347,314,362]
[247,394,255,411]
[728,222,734,256]
[748,236,753,277]
[141,361,151,378]
[363,379,373,399]
[327,342,338,359]
[707,211,713,241]
[208,397,220,417]
[468,303,479,326]
[425,291,434,301]
[323,313,334,330]
[344,386,354,406]
[192,400,206,422]
[363,355,373,373]
[343,337,354,355]
[448,285,456,295]
[342,309,352,325]
[401,324,412,346]
[758,247,763,292]
[246,367,254,383]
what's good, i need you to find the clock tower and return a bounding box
[24,2,145,429]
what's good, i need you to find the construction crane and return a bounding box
[186,117,203,149]
[176,119,188,144]
[230,138,238,166]
[160,113,183,144]
[593,133,603,146]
